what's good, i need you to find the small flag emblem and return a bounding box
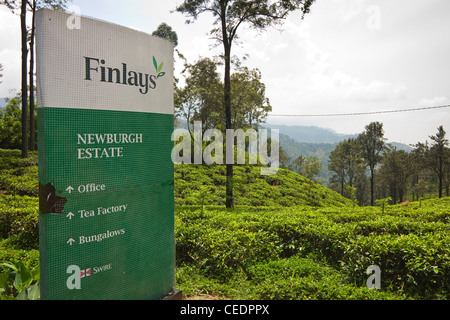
[80,268,92,279]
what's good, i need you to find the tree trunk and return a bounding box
[220,1,233,209]
[29,0,36,151]
[224,43,234,209]
[438,157,443,198]
[370,168,374,206]
[21,0,28,158]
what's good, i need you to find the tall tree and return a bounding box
[1,0,28,157]
[176,57,223,136]
[291,155,322,181]
[231,66,271,129]
[28,0,71,151]
[0,95,22,149]
[357,122,386,206]
[328,145,346,195]
[1,0,71,155]
[328,138,363,197]
[28,0,36,151]
[430,126,449,198]
[414,126,449,198]
[152,22,179,47]
[176,57,273,143]
[176,0,316,208]
[380,146,412,203]
[20,0,28,158]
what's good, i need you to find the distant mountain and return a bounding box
[264,124,358,144]
[389,142,413,152]
[278,133,336,185]
[265,124,412,186]
[0,98,7,110]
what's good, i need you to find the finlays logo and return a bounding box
[84,56,166,95]
[152,56,166,79]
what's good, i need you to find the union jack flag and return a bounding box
[80,268,92,279]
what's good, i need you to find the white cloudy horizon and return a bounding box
[0,0,449,145]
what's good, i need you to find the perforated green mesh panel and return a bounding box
[38,108,175,300]
[36,9,175,300]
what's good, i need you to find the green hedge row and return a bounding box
[0,195,39,250]
[174,164,353,207]
[176,199,450,299]
[0,150,38,197]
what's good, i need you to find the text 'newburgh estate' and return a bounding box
[77,133,143,160]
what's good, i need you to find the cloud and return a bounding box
[0,7,21,97]
[418,96,450,107]
[329,0,369,23]
[243,16,408,114]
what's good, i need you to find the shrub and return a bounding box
[0,195,39,250]
[176,198,450,299]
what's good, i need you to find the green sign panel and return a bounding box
[36,9,175,300]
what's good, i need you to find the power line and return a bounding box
[268,104,450,117]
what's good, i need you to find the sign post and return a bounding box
[36,9,177,300]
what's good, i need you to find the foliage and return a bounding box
[0,150,39,249]
[328,138,364,197]
[230,67,272,129]
[0,167,38,197]
[176,198,450,299]
[0,260,40,300]
[176,0,316,209]
[413,126,450,199]
[327,124,450,205]
[0,149,38,197]
[289,155,323,182]
[0,195,39,250]
[176,57,272,133]
[174,164,353,207]
[379,147,413,203]
[375,196,391,214]
[0,149,448,300]
[0,97,22,150]
[357,122,387,206]
[177,255,403,300]
[152,22,178,47]
[175,57,224,134]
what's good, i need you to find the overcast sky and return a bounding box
[1,0,449,144]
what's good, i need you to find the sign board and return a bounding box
[36,9,175,300]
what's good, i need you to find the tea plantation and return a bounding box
[0,149,449,300]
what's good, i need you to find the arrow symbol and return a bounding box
[67,238,75,246]
[66,186,74,194]
[66,212,75,220]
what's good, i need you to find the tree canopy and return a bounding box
[176,0,316,208]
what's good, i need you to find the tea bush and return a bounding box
[0,150,38,197]
[1,149,448,300]
[174,164,353,207]
[176,198,450,299]
[0,195,39,250]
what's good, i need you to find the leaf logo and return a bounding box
[153,56,166,79]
